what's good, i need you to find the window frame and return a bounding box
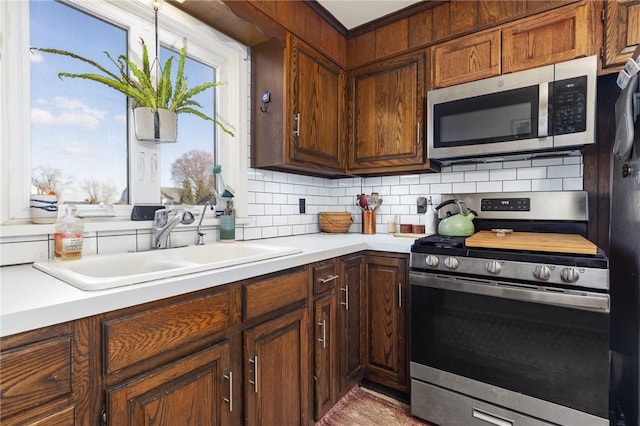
[1,0,248,224]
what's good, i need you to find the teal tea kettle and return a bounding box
[434,200,477,236]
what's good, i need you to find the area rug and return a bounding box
[316,386,433,426]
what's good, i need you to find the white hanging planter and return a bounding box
[133,107,178,143]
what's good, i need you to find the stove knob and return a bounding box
[485,261,502,274]
[424,255,440,267]
[560,267,580,283]
[533,265,551,281]
[443,257,459,270]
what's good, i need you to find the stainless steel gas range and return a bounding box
[409,191,610,426]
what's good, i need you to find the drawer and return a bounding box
[0,337,72,421]
[244,267,309,321]
[104,290,231,374]
[411,380,557,426]
[312,259,339,295]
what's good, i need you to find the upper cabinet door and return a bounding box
[502,3,591,73]
[603,0,640,69]
[290,37,345,171]
[431,29,501,89]
[348,50,427,174]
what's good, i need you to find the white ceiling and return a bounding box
[316,0,423,30]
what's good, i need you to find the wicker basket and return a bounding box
[319,212,352,233]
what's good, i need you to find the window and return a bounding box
[1,0,248,222]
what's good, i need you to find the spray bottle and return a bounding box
[424,196,438,235]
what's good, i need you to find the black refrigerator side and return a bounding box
[610,71,640,426]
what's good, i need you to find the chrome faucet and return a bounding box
[196,200,216,245]
[151,208,195,249]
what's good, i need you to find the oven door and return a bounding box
[410,271,610,421]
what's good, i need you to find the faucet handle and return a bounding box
[153,208,169,226]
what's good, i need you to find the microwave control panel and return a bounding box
[550,76,587,135]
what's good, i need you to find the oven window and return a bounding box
[411,285,609,418]
[433,85,539,147]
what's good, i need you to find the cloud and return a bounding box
[31,96,106,129]
[30,51,44,63]
[61,139,101,157]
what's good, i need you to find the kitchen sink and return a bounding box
[33,242,302,291]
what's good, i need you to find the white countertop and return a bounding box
[0,233,414,337]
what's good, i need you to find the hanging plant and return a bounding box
[31,38,234,141]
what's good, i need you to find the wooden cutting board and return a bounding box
[465,231,598,255]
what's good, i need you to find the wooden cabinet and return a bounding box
[363,253,409,393]
[603,0,640,69]
[252,34,346,176]
[0,319,100,426]
[348,50,428,174]
[106,342,232,425]
[243,308,309,426]
[431,29,501,88]
[502,2,591,73]
[313,294,337,420]
[337,254,364,396]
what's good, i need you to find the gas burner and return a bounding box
[414,234,465,249]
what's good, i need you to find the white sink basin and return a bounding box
[33,242,302,291]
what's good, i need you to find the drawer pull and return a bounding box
[293,113,301,137]
[320,274,339,284]
[340,285,349,311]
[472,407,513,426]
[398,283,402,307]
[223,371,233,412]
[249,356,258,393]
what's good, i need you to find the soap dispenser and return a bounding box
[54,206,84,260]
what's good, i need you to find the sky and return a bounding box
[30,0,216,204]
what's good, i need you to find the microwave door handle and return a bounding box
[538,82,549,137]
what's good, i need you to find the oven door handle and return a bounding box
[410,272,609,313]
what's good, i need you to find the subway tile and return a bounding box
[262,227,279,238]
[277,225,293,236]
[503,180,531,192]
[410,184,430,194]
[563,177,583,190]
[503,160,531,169]
[264,181,281,193]
[244,227,262,240]
[0,240,49,265]
[563,156,583,165]
[431,183,453,194]
[248,204,265,216]
[97,234,137,254]
[489,169,517,181]
[381,176,400,186]
[452,164,477,172]
[441,172,464,183]
[517,167,546,180]
[420,174,441,184]
[532,157,563,167]
[255,216,273,227]
[547,164,581,178]
[476,162,503,170]
[399,174,420,185]
[532,179,563,191]
[452,182,476,193]
[477,181,503,192]
[255,192,273,204]
[273,216,288,226]
[264,204,280,215]
[363,176,382,186]
[464,170,489,182]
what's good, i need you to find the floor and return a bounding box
[315,386,433,426]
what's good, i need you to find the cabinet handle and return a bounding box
[398,283,402,307]
[472,407,513,426]
[223,371,233,412]
[417,122,421,146]
[293,112,301,137]
[340,285,349,311]
[249,355,258,393]
[318,319,327,348]
[320,274,339,283]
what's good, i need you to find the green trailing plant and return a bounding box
[31,39,234,136]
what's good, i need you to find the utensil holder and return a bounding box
[362,210,376,234]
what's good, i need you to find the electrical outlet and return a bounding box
[417,196,427,214]
[299,198,306,214]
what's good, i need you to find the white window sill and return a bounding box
[0,216,250,238]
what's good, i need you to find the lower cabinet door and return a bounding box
[314,294,337,420]
[106,341,232,426]
[243,308,309,426]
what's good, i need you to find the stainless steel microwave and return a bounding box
[427,56,597,161]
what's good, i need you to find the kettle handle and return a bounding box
[434,199,457,211]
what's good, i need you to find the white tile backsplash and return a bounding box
[1,155,584,266]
